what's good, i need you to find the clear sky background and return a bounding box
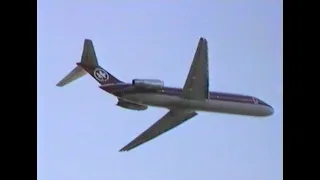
[37,1,283,180]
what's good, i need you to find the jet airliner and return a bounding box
[57,37,274,152]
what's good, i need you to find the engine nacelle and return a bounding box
[132,79,164,89]
[116,99,148,111]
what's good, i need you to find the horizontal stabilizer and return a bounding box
[56,66,87,87]
[56,39,123,87]
[81,39,99,67]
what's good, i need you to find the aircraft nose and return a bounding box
[266,104,274,115]
[256,98,274,116]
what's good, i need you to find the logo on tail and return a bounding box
[94,68,109,82]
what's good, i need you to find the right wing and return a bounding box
[180,37,209,100]
[119,109,198,152]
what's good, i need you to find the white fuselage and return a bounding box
[122,93,273,117]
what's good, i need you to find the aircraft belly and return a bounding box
[205,99,269,116]
[122,94,268,116]
[122,94,181,108]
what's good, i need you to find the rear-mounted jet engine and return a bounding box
[132,79,164,90]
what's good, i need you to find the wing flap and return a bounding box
[119,109,197,152]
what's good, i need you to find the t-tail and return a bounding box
[56,39,123,87]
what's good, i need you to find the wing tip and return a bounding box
[56,79,67,87]
[199,37,208,43]
[84,38,93,42]
[119,148,128,152]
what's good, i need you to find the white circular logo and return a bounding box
[93,68,109,82]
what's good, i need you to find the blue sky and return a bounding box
[37,1,282,180]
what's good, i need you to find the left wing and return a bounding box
[119,109,197,152]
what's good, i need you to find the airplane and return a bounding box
[56,37,274,152]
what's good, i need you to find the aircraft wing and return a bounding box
[119,109,198,152]
[181,37,209,100]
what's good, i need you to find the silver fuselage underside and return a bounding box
[122,93,273,117]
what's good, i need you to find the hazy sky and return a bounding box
[37,1,283,180]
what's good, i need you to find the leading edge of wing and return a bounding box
[119,110,198,152]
